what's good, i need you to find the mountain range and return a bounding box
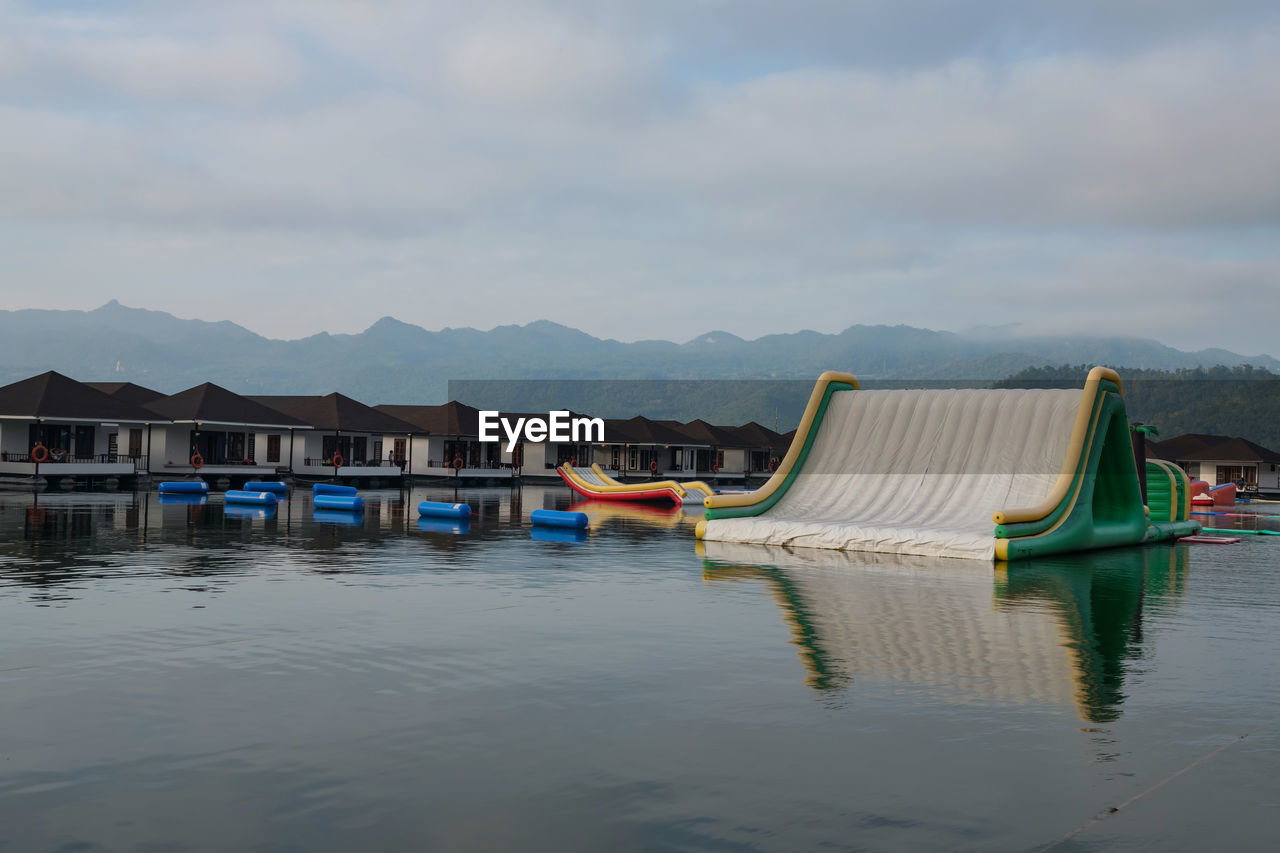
[2,301,1276,427]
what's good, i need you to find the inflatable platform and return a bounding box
[696,367,1199,561]
[1189,480,1236,506]
[558,463,714,505]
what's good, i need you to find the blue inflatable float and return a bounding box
[418,501,471,520]
[314,494,364,512]
[158,493,207,505]
[225,504,275,520]
[417,517,471,535]
[244,481,289,495]
[313,508,364,525]
[530,509,589,529]
[226,490,278,507]
[313,483,357,497]
[530,526,589,543]
[159,481,208,495]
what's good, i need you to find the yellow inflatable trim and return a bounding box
[592,464,712,500]
[703,371,861,511]
[560,464,688,498]
[992,366,1123,525]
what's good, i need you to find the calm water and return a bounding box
[0,486,1277,852]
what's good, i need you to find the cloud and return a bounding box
[0,0,1276,354]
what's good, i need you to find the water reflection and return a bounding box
[0,486,574,590]
[701,541,1190,723]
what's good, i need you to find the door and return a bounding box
[74,425,95,459]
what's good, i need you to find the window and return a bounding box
[128,428,143,457]
[1216,465,1256,486]
[227,432,247,462]
[393,439,406,464]
[247,433,256,462]
[267,434,281,463]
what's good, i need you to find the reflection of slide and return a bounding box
[701,540,1182,722]
[568,499,695,531]
[557,464,713,505]
[698,368,1200,560]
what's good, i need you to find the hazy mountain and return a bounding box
[2,303,1276,418]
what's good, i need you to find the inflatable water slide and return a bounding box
[558,463,714,505]
[696,367,1199,561]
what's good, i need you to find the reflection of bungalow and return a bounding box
[143,383,310,479]
[248,394,421,483]
[1150,433,1280,494]
[374,401,515,481]
[0,371,155,485]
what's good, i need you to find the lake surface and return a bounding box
[1,486,1277,852]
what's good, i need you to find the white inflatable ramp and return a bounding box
[697,368,1198,561]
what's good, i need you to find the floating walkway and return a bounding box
[697,367,1199,561]
[558,463,713,505]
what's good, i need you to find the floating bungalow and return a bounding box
[248,393,422,485]
[0,370,805,491]
[1150,433,1280,496]
[0,371,155,488]
[374,401,517,483]
[592,416,706,480]
[142,383,310,483]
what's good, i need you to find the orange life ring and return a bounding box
[571,457,577,467]
[31,443,49,463]
[649,459,658,474]
[332,453,344,468]
[768,458,777,472]
[191,452,204,470]
[453,455,464,471]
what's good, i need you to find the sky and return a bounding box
[0,0,1277,353]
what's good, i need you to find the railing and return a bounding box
[165,458,265,467]
[1,452,143,465]
[426,459,514,469]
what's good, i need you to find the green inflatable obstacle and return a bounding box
[698,366,1201,561]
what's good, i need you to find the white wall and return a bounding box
[149,424,190,470]
[0,421,27,458]
[1259,463,1280,491]
[719,448,746,474]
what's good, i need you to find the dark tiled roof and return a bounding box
[375,401,479,436]
[603,416,699,445]
[726,421,792,450]
[146,383,309,428]
[1149,433,1232,461]
[84,381,167,405]
[1179,437,1280,464]
[251,394,422,434]
[0,371,155,422]
[676,419,745,447]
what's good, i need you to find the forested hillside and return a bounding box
[995,365,1280,449]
